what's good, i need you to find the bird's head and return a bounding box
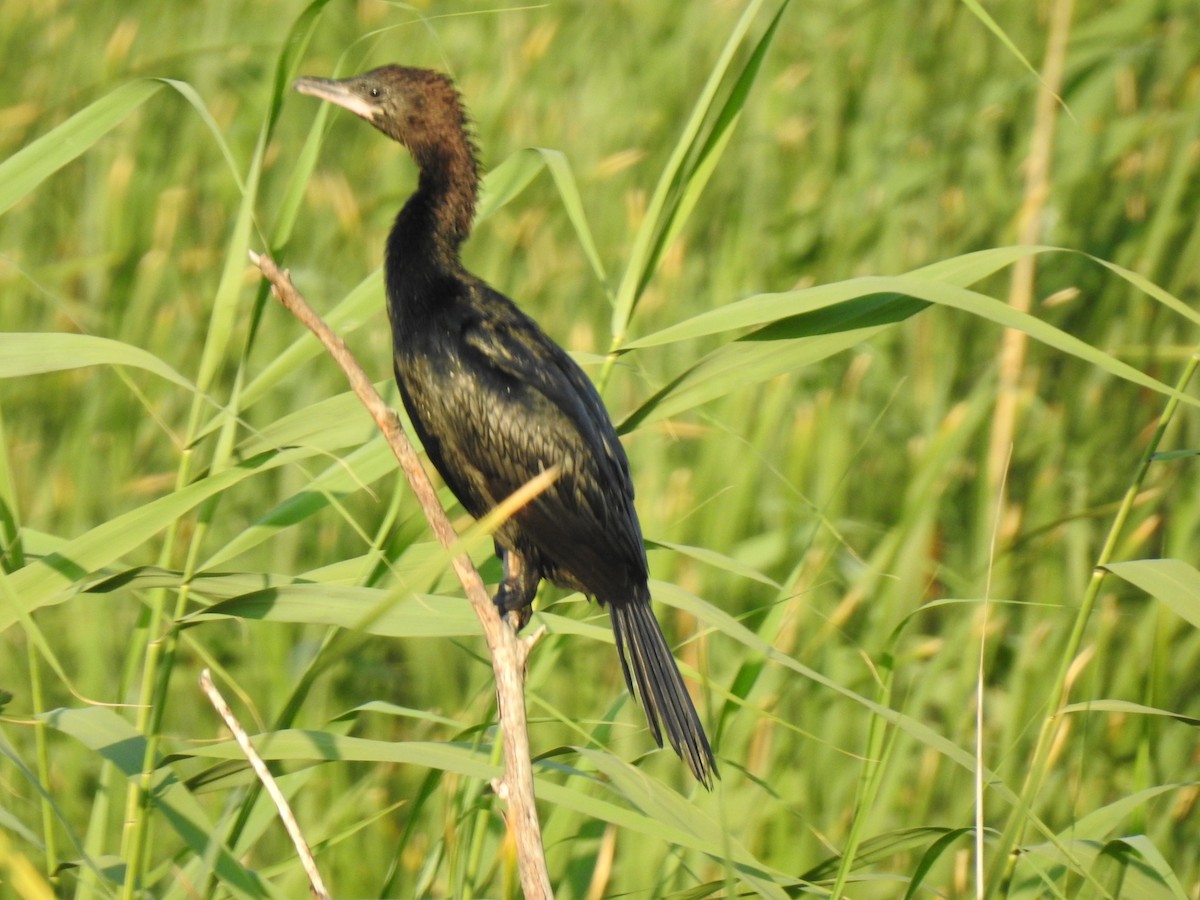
[294,65,467,156]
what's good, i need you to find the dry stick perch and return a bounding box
[199,668,331,900]
[248,250,553,900]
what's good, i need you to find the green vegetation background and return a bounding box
[1,0,1198,897]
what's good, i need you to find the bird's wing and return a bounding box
[463,300,631,491]
[452,291,648,594]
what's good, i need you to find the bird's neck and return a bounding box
[385,134,478,302]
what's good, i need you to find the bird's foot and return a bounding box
[493,584,533,631]
[494,547,538,631]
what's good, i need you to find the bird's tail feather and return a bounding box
[609,598,717,788]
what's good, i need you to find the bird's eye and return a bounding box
[369,87,381,98]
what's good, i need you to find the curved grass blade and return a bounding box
[232,386,385,460]
[650,539,781,589]
[899,827,977,900]
[200,440,394,571]
[475,148,547,223]
[621,271,1196,431]
[1115,836,1190,900]
[960,0,1050,92]
[0,81,163,217]
[234,270,386,416]
[620,293,926,432]
[1058,783,1199,844]
[1023,837,1183,900]
[1058,699,1200,727]
[84,565,299,600]
[476,147,607,286]
[1104,559,1200,630]
[650,580,1100,879]
[577,749,792,899]
[536,147,608,286]
[624,246,1042,350]
[175,729,499,777]
[1091,256,1200,329]
[191,581,608,646]
[0,448,303,633]
[42,707,276,899]
[158,78,248,195]
[178,732,792,895]
[0,333,194,390]
[194,588,482,639]
[0,75,252,218]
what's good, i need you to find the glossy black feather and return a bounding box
[295,65,717,786]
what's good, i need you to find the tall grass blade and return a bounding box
[267,0,342,248]
[609,0,774,341]
[43,708,275,899]
[637,0,791,298]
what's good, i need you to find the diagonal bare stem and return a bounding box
[249,250,553,900]
[200,668,330,900]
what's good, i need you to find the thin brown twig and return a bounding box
[248,250,553,900]
[199,668,330,900]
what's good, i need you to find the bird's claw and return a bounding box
[504,607,532,631]
[493,585,532,631]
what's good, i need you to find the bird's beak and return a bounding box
[294,76,379,122]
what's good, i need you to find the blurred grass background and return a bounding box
[2,0,1199,897]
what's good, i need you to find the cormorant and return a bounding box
[294,65,716,787]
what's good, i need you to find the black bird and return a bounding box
[295,65,716,787]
